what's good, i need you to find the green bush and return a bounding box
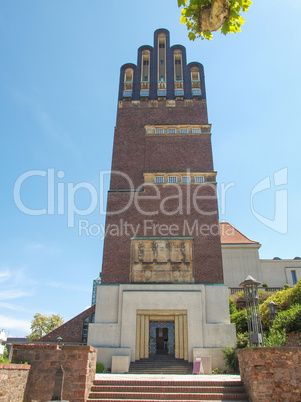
[283,284,290,290]
[262,283,268,288]
[229,298,237,315]
[264,328,287,347]
[231,309,248,333]
[222,347,239,374]
[260,281,301,330]
[236,332,249,349]
[273,304,301,333]
[96,363,104,373]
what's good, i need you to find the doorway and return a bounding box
[156,327,168,354]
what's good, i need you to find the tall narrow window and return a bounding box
[174,50,184,97]
[158,34,166,85]
[141,51,150,82]
[291,270,297,285]
[123,68,133,98]
[191,67,201,97]
[174,51,183,82]
[141,50,150,97]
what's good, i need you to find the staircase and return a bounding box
[128,355,193,375]
[87,377,249,401]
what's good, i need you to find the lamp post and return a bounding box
[268,301,278,324]
[57,336,62,345]
[239,275,264,347]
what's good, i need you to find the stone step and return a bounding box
[88,377,248,401]
[91,385,246,393]
[88,400,248,402]
[88,394,248,401]
[93,380,244,386]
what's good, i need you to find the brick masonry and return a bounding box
[39,304,95,343]
[12,344,97,402]
[286,332,301,347]
[0,363,30,402]
[238,347,301,401]
[101,100,224,285]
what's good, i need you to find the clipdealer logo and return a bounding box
[13,167,288,235]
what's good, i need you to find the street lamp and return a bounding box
[239,275,264,347]
[268,301,278,323]
[57,336,62,345]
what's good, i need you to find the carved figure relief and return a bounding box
[130,238,194,283]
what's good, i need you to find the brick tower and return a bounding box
[88,29,236,370]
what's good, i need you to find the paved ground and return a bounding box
[95,373,242,381]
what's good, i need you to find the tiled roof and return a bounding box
[220,222,259,244]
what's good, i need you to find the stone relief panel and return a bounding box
[130,238,194,283]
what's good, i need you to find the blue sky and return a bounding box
[1,0,301,336]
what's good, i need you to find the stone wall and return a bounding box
[286,332,301,347]
[238,347,301,402]
[12,344,97,402]
[0,363,30,402]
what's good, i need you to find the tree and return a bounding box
[27,313,64,341]
[178,0,252,40]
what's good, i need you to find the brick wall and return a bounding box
[39,304,95,343]
[0,363,30,402]
[12,344,96,402]
[101,184,223,284]
[238,347,301,402]
[111,100,209,189]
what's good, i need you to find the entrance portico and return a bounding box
[135,310,188,360]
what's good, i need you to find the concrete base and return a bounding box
[111,355,131,373]
[194,356,212,375]
[96,347,131,370]
[193,348,227,371]
[88,283,236,370]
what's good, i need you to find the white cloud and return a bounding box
[46,281,90,293]
[0,290,30,301]
[0,269,11,283]
[0,314,31,336]
[24,242,62,256]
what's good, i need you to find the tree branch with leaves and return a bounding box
[27,313,64,342]
[178,0,252,40]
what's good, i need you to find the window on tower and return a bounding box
[168,176,177,183]
[195,176,204,183]
[158,34,166,96]
[123,68,133,98]
[191,67,201,97]
[155,176,164,183]
[141,50,150,97]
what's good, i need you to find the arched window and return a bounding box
[123,68,133,98]
[174,50,184,98]
[174,50,183,82]
[157,34,166,97]
[140,50,150,97]
[141,50,150,82]
[191,67,201,97]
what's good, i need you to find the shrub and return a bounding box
[264,328,287,347]
[229,298,237,315]
[283,284,290,290]
[262,283,268,288]
[236,332,249,349]
[260,281,301,330]
[222,347,239,374]
[96,363,104,373]
[273,304,301,333]
[231,309,248,333]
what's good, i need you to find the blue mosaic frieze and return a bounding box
[149,321,175,356]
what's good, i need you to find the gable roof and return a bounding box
[220,222,259,245]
